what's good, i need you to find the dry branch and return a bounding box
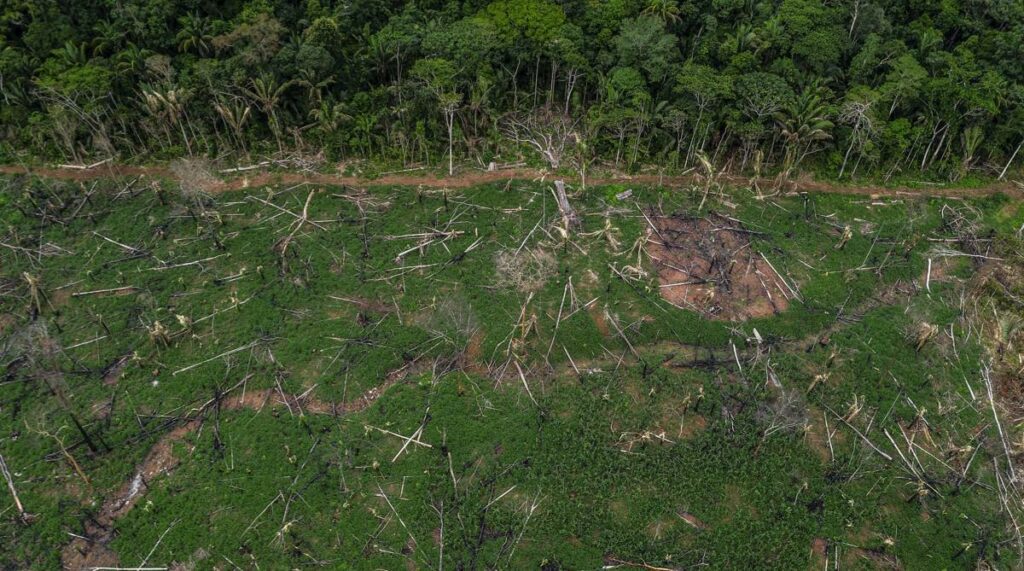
[0,454,28,522]
[72,286,138,297]
[824,406,893,462]
[172,340,262,376]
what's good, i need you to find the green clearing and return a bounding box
[1,174,1022,570]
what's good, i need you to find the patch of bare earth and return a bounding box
[803,407,833,463]
[0,313,16,334]
[588,304,612,337]
[102,354,131,386]
[810,538,828,570]
[676,414,707,440]
[646,213,789,321]
[462,330,489,375]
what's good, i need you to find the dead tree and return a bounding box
[553,180,580,231]
[501,106,579,170]
[837,97,877,179]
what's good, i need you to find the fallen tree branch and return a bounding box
[72,286,138,297]
[0,453,28,522]
[172,340,263,376]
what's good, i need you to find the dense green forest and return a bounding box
[1,0,1023,180]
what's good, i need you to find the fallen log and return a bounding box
[553,180,580,231]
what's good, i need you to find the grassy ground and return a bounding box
[1,171,1022,569]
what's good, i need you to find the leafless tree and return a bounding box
[437,92,462,176]
[501,106,579,170]
[838,97,877,178]
[36,85,116,161]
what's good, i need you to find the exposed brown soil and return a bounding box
[590,305,612,337]
[1,163,1020,200]
[803,407,834,463]
[646,213,789,320]
[60,372,409,570]
[0,313,15,334]
[101,354,131,386]
[676,414,707,440]
[810,538,828,571]
[462,330,491,376]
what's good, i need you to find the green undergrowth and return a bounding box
[0,174,1019,569]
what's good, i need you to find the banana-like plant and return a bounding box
[176,12,214,56]
[214,98,252,153]
[775,82,834,171]
[242,74,294,152]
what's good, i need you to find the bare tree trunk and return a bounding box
[447,110,454,176]
[548,60,559,108]
[888,94,899,118]
[564,68,579,111]
[848,0,861,38]
[921,121,945,171]
[930,125,950,169]
[999,139,1023,180]
[512,57,521,109]
[553,180,580,230]
[839,134,857,179]
[687,106,705,168]
[532,54,540,108]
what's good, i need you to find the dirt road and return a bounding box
[1,162,1020,200]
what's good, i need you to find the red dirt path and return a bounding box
[1,163,1020,200]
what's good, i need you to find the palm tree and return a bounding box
[214,98,252,153]
[960,125,984,174]
[775,82,833,171]
[242,75,293,152]
[734,23,758,53]
[660,106,688,159]
[295,67,335,106]
[467,75,493,143]
[308,99,351,135]
[353,113,380,157]
[0,74,29,107]
[140,86,193,154]
[642,0,681,23]
[116,43,154,75]
[52,41,88,68]
[176,13,214,56]
[91,20,125,56]
[755,19,785,58]
[365,33,392,81]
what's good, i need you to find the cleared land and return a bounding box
[1,170,1023,570]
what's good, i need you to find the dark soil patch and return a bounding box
[646,213,789,321]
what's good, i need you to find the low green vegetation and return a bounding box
[1,173,1022,569]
